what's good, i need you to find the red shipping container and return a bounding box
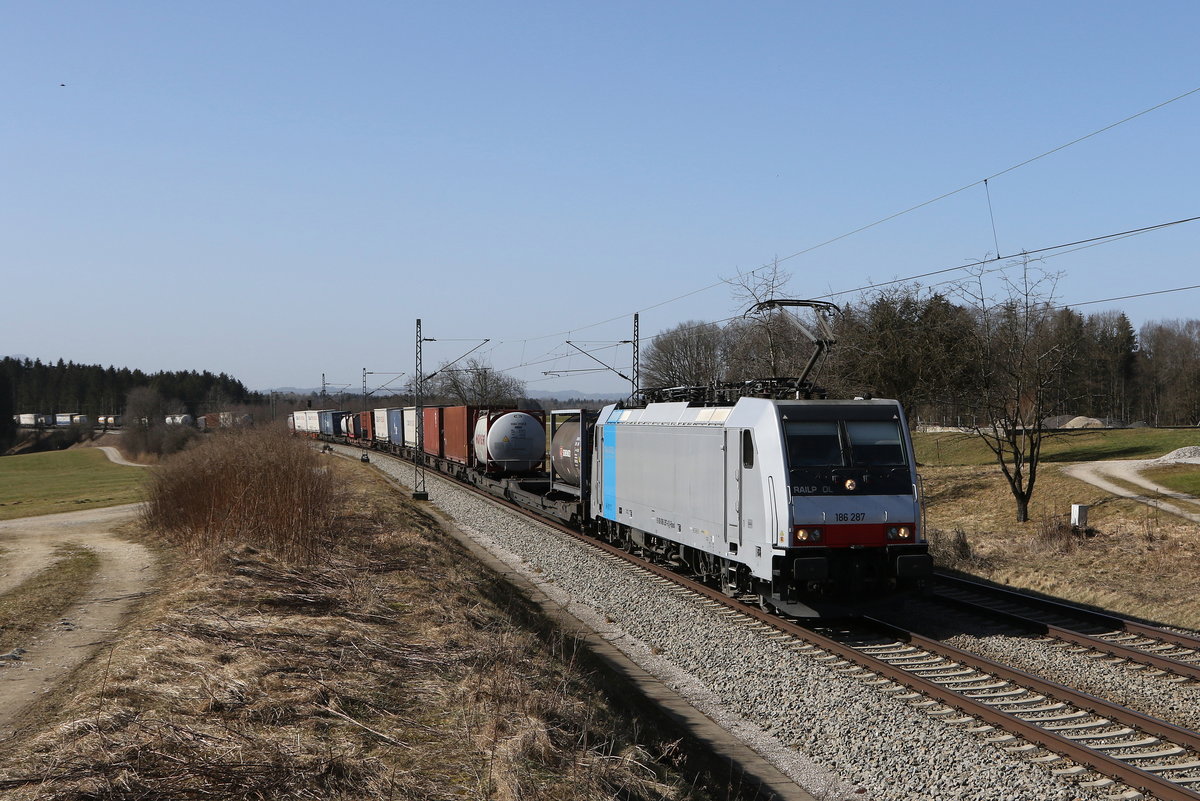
[441,406,477,465]
[358,410,374,442]
[422,407,444,457]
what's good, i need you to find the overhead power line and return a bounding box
[496,85,1200,347]
[1059,283,1200,310]
[496,213,1199,376]
[815,215,1200,300]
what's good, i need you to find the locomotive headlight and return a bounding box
[887,526,913,541]
[844,478,858,491]
[887,527,898,540]
[898,526,912,539]
[793,527,823,544]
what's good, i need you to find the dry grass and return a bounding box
[0,456,743,800]
[0,546,100,653]
[922,462,1200,630]
[141,428,336,563]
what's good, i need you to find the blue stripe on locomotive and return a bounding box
[602,422,617,518]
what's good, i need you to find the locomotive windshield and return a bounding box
[785,421,842,467]
[784,420,906,467]
[781,410,911,496]
[844,421,906,466]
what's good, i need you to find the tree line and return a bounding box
[641,273,1200,429]
[1,357,264,421]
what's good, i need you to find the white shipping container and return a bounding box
[403,406,418,448]
[305,409,330,433]
[373,408,393,441]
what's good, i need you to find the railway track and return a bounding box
[353,445,1200,799]
[817,618,1200,800]
[930,574,1200,684]
[511,524,1200,797]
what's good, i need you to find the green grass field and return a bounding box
[915,427,1200,467]
[1141,463,1200,496]
[0,449,146,520]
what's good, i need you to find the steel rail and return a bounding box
[937,573,1200,652]
[853,618,1200,801]
[928,590,1200,682]
[357,445,1200,800]
[451,486,1200,799]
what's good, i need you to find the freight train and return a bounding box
[293,395,931,617]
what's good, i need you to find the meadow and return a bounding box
[0,449,145,520]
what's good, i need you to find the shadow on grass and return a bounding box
[1041,444,1157,463]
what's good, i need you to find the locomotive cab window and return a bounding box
[741,429,754,468]
[845,421,906,466]
[784,421,842,467]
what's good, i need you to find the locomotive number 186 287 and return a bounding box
[834,512,866,522]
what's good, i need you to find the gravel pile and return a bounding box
[1158,446,1200,463]
[360,449,1109,801]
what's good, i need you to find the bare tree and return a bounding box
[429,357,526,406]
[956,257,1077,522]
[722,259,807,380]
[640,320,727,389]
[124,386,165,428]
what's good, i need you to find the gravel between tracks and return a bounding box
[943,630,1200,732]
[361,450,1107,801]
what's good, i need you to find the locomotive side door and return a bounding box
[724,428,743,546]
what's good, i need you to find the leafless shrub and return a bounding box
[1034,514,1083,553]
[926,527,988,570]
[142,427,337,562]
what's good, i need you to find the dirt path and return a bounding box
[96,446,149,468]
[1062,460,1200,524]
[0,505,156,739]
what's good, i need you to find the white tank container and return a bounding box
[473,411,545,473]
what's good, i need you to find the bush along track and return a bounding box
[0,444,755,801]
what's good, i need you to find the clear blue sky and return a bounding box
[4,2,1198,395]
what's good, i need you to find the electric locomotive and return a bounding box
[588,396,930,616]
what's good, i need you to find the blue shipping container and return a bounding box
[387,408,404,446]
[319,410,348,436]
